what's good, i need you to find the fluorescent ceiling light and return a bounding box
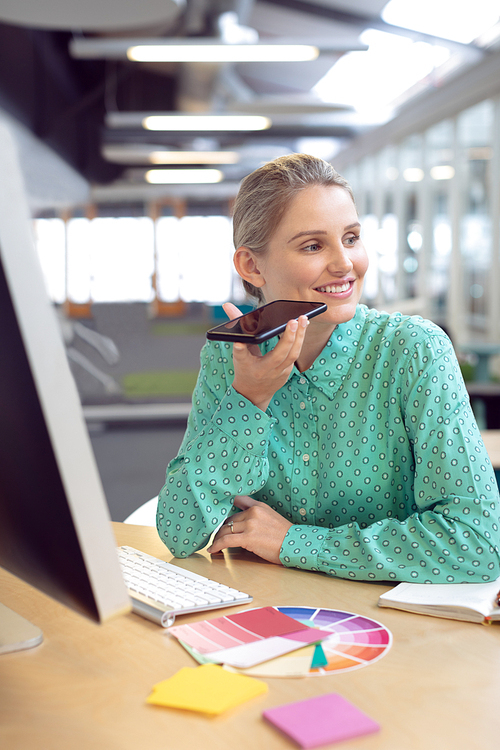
[403,168,425,182]
[430,165,455,180]
[149,151,240,164]
[145,169,223,184]
[128,43,319,63]
[142,114,271,131]
[69,37,367,60]
[100,144,240,165]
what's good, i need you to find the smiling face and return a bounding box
[235,184,369,335]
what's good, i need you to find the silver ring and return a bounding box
[228,520,234,533]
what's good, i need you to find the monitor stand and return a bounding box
[0,602,43,654]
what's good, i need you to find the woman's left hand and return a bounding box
[207,495,293,565]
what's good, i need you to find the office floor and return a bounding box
[66,301,209,404]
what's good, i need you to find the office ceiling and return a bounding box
[0,0,498,208]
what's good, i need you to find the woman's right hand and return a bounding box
[222,302,309,411]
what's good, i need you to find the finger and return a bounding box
[233,339,263,358]
[233,495,259,510]
[208,534,242,554]
[222,302,242,321]
[265,316,308,368]
[285,315,309,344]
[212,513,242,540]
[208,521,243,554]
[286,315,309,359]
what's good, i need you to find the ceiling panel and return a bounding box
[0,0,496,206]
[0,0,184,31]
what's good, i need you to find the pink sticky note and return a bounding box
[263,693,379,748]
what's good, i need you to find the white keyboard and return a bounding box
[117,545,252,627]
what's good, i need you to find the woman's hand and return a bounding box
[207,495,293,565]
[223,302,309,411]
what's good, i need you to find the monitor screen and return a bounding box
[0,121,130,650]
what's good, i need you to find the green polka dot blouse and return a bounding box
[157,305,500,583]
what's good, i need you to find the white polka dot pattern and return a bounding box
[157,305,500,583]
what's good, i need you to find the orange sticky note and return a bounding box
[146,664,268,715]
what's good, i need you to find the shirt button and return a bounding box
[303,454,310,462]
[299,377,306,385]
[300,402,306,410]
[299,508,307,516]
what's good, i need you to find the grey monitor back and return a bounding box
[0,121,130,650]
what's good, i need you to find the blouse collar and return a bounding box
[263,304,367,401]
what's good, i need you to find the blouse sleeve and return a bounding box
[280,333,500,583]
[157,340,276,557]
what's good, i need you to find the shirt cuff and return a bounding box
[213,386,277,456]
[280,524,328,572]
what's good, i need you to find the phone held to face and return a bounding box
[206,300,328,344]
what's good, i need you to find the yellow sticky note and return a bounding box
[146,664,268,715]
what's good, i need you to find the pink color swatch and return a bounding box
[168,606,310,655]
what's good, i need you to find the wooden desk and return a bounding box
[2,523,500,750]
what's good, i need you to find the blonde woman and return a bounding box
[157,153,500,584]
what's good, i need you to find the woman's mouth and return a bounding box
[315,281,353,295]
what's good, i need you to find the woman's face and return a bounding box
[255,184,369,331]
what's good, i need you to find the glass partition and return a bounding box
[400,134,424,301]
[426,120,454,323]
[457,100,494,331]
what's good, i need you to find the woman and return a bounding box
[157,153,500,583]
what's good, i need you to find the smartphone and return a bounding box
[206,300,327,344]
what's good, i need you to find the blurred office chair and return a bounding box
[57,310,122,395]
[123,496,158,526]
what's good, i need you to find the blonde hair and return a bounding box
[232,153,355,302]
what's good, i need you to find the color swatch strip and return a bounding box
[169,606,305,655]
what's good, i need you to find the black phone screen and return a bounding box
[206,300,327,344]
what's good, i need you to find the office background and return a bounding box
[1,0,500,522]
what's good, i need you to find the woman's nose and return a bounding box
[326,245,353,274]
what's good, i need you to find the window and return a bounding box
[35,214,242,305]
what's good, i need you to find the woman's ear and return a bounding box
[233,247,266,289]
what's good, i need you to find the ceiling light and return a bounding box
[142,114,271,131]
[149,151,239,164]
[145,169,223,184]
[128,43,319,63]
[430,165,455,180]
[69,38,367,61]
[100,144,240,165]
[403,168,425,182]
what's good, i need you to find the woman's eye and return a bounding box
[345,235,360,246]
[303,243,320,252]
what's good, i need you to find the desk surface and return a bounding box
[1,523,500,750]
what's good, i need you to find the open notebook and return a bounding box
[378,576,500,623]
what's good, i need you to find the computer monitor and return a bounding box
[0,122,131,654]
